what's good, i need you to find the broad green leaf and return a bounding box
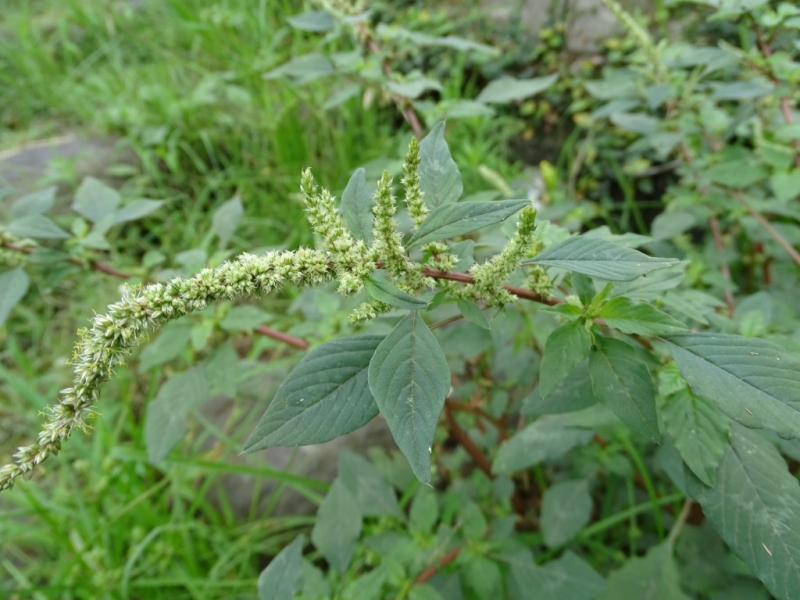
[599,542,690,600]
[145,367,212,463]
[650,210,697,240]
[72,177,121,223]
[460,501,488,541]
[409,485,439,534]
[219,305,272,331]
[686,424,800,600]
[706,160,766,189]
[525,236,678,281]
[476,73,558,104]
[662,389,728,486]
[338,450,401,518]
[609,264,684,299]
[263,53,335,83]
[342,566,389,600]
[665,333,800,439]
[589,337,660,442]
[113,199,164,223]
[203,342,240,398]
[340,168,373,243]
[408,200,529,247]
[384,77,443,99]
[418,122,463,209]
[509,551,606,600]
[365,274,429,310]
[523,360,598,416]
[457,299,491,329]
[540,321,592,398]
[709,79,772,100]
[11,186,56,218]
[463,556,504,599]
[244,335,383,451]
[611,112,659,135]
[493,416,594,473]
[138,321,192,372]
[0,268,30,326]
[211,195,243,247]
[541,479,593,548]
[286,10,334,31]
[257,535,304,600]
[770,170,800,202]
[324,82,361,110]
[6,215,69,239]
[598,297,687,336]
[375,25,498,55]
[368,312,450,482]
[443,100,496,119]
[312,479,362,573]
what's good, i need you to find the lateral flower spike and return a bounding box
[402,137,427,229]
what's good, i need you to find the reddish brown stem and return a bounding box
[708,217,735,314]
[421,266,558,305]
[2,241,132,279]
[446,398,508,441]
[737,196,800,268]
[413,546,462,585]
[254,325,309,350]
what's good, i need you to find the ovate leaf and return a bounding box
[600,542,690,600]
[476,73,558,104]
[368,312,450,482]
[509,551,606,600]
[0,268,30,326]
[457,299,492,329]
[665,333,800,439]
[219,305,272,331]
[286,10,334,31]
[418,122,463,209]
[72,177,121,222]
[338,450,401,518]
[493,416,594,473]
[138,321,192,372]
[6,215,69,239]
[263,53,335,83]
[598,297,687,336]
[541,479,593,548]
[311,479,362,574]
[11,186,56,218]
[524,236,678,281]
[211,195,243,247]
[686,424,800,600]
[113,199,164,223]
[589,336,660,442]
[340,168,373,243]
[540,321,592,397]
[408,199,529,247]
[257,535,304,600]
[523,360,598,416]
[244,335,384,451]
[384,77,443,99]
[365,274,429,310]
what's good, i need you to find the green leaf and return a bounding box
[203,342,240,398]
[706,160,766,189]
[456,299,491,329]
[409,485,439,534]
[340,168,373,243]
[598,297,687,336]
[219,305,272,331]
[6,215,69,239]
[286,10,334,31]
[493,416,594,473]
[72,177,121,223]
[650,210,697,240]
[523,360,598,416]
[257,535,304,600]
[589,337,660,442]
[0,268,30,326]
[540,321,592,398]
[244,335,384,451]
[311,479,362,574]
[368,312,450,482]
[145,367,212,463]
[541,479,593,548]
[771,170,800,202]
[476,73,558,104]
[113,199,164,223]
[662,389,728,486]
[211,195,243,247]
[11,186,56,218]
[138,321,192,372]
[338,450,401,518]
[665,333,800,439]
[610,264,684,300]
[365,274,429,310]
[709,79,772,100]
[324,82,361,110]
[408,200,529,247]
[686,424,800,600]
[418,122,463,209]
[463,556,504,599]
[384,77,443,99]
[263,53,335,84]
[509,551,606,600]
[525,236,678,281]
[600,542,690,600]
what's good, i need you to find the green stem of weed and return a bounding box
[618,433,665,539]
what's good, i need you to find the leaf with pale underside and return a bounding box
[407,199,529,247]
[340,168,373,243]
[418,122,462,209]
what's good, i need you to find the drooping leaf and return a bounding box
[72,177,121,223]
[589,336,660,442]
[311,479,362,574]
[540,321,592,398]
[138,321,192,372]
[523,360,598,416]
[286,10,335,31]
[665,333,800,439]
[145,367,212,463]
[686,424,800,600]
[323,82,361,110]
[6,215,69,239]
[257,535,305,600]
[244,335,384,451]
[418,122,463,209]
[211,195,243,247]
[113,199,164,223]
[509,551,606,600]
[338,450,401,518]
[263,53,335,83]
[599,542,690,600]
[11,186,56,218]
[365,274,429,310]
[340,168,373,243]
[0,268,30,326]
[524,236,678,281]
[407,199,529,247]
[493,416,594,473]
[384,77,443,99]
[598,297,688,336]
[609,264,685,299]
[541,479,593,548]
[368,312,450,482]
[662,389,728,486]
[457,299,491,329]
[476,73,558,104]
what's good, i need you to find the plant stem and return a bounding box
[708,217,735,314]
